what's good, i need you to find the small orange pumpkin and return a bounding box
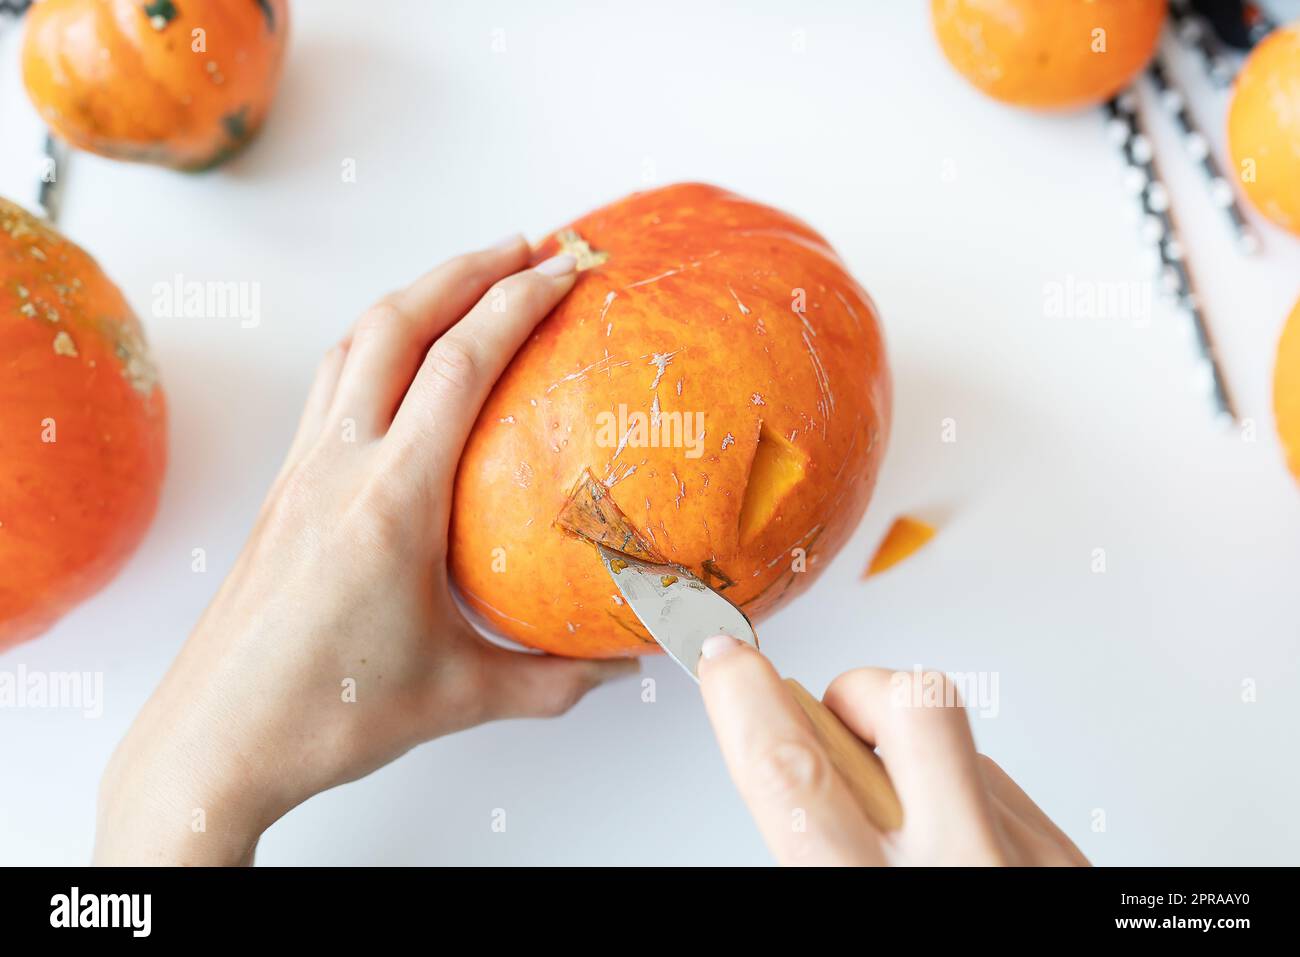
[1275,295,1300,484]
[0,197,167,648]
[22,0,290,170]
[931,0,1167,111]
[1228,24,1300,237]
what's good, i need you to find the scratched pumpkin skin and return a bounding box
[22,0,289,170]
[449,183,890,657]
[0,198,167,648]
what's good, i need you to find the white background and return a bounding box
[2,1,1298,866]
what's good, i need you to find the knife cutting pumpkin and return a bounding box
[595,543,903,833]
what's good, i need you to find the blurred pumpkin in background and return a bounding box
[0,197,167,648]
[22,0,290,170]
[1275,296,1300,484]
[931,0,1167,110]
[1228,24,1300,237]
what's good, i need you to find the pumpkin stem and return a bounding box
[555,230,609,271]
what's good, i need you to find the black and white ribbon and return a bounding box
[1147,51,1259,254]
[36,134,66,224]
[1169,0,1241,86]
[1105,90,1237,424]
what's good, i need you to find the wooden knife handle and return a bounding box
[784,678,904,832]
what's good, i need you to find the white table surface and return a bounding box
[2,1,1298,866]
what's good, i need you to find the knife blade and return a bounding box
[597,543,904,831]
[596,544,756,681]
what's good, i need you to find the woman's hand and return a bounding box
[697,636,1088,866]
[94,239,638,865]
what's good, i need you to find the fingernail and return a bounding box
[700,634,741,659]
[534,253,577,277]
[490,233,525,252]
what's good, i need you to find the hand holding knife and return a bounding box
[597,544,903,833]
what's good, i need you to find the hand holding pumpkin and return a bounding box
[94,239,638,865]
[698,637,1089,866]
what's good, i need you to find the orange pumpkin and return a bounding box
[0,197,167,649]
[1228,24,1300,237]
[931,0,1166,110]
[1275,295,1300,483]
[22,0,290,170]
[449,183,891,658]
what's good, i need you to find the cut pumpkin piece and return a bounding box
[1275,297,1300,483]
[738,424,809,544]
[554,469,664,561]
[865,516,936,577]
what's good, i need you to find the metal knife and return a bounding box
[597,544,903,831]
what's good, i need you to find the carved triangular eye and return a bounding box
[738,423,808,545]
[553,469,663,563]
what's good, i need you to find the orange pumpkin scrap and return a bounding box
[22,0,290,170]
[1228,25,1300,237]
[450,183,891,658]
[0,197,167,649]
[1275,296,1300,483]
[931,0,1167,110]
[865,516,936,578]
